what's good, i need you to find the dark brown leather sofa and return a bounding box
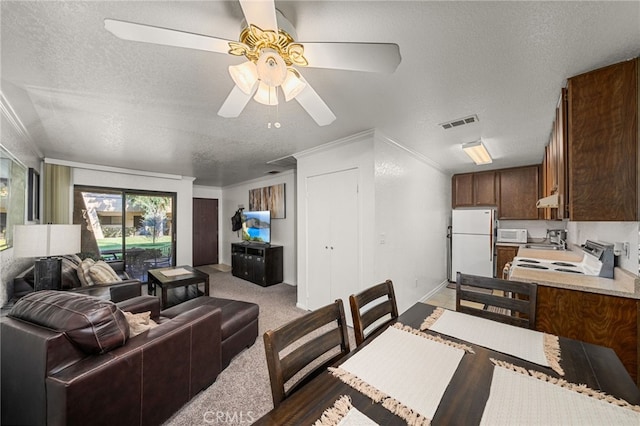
[1,291,223,426]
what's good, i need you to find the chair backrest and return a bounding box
[456,272,537,329]
[349,279,399,347]
[263,299,351,408]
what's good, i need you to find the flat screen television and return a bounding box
[241,210,271,244]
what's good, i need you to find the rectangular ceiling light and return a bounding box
[462,140,492,165]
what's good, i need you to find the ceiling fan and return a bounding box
[104,0,401,126]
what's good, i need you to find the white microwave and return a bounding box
[497,228,527,243]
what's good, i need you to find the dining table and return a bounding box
[253,302,640,425]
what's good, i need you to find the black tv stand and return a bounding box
[231,243,283,286]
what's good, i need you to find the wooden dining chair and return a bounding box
[456,272,537,329]
[263,299,351,408]
[349,279,399,347]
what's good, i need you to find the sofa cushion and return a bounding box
[161,297,259,341]
[8,290,129,354]
[88,261,122,284]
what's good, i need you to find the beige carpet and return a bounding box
[163,266,356,426]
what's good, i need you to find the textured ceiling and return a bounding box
[2,1,639,186]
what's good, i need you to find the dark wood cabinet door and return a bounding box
[474,171,497,206]
[555,88,568,219]
[452,173,474,207]
[495,245,518,278]
[498,166,540,219]
[536,285,639,385]
[568,58,638,221]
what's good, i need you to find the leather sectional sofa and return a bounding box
[1,290,259,426]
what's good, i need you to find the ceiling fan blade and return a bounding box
[104,19,232,54]
[301,42,401,74]
[294,78,336,126]
[218,85,256,118]
[239,0,278,32]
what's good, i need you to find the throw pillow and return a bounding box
[88,261,122,285]
[77,258,96,286]
[60,257,82,289]
[122,311,158,337]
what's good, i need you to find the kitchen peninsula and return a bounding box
[510,246,640,386]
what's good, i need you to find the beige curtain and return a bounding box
[43,163,71,224]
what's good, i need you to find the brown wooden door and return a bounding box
[192,198,218,266]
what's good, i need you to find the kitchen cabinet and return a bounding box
[567,58,638,221]
[451,171,496,208]
[541,89,569,220]
[495,245,519,279]
[497,165,541,220]
[536,285,639,385]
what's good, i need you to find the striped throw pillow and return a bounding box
[88,261,122,285]
[77,258,96,287]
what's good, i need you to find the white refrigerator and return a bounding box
[450,208,495,281]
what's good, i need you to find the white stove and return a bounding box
[510,240,615,278]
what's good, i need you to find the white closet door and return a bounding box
[305,168,359,311]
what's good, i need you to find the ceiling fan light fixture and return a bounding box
[256,48,287,87]
[254,81,278,105]
[228,61,258,95]
[462,139,493,165]
[281,68,306,102]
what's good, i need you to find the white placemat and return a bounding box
[422,308,563,375]
[330,324,467,425]
[313,395,378,426]
[481,360,640,425]
[160,267,191,277]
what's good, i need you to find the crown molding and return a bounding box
[374,130,445,173]
[292,129,375,160]
[0,92,43,158]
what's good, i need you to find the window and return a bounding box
[73,186,176,282]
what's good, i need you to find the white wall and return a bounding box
[1,100,43,305]
[220,170,296,285]
[295,131,376,310]
[373,132,451,313]
[71,165,195,266]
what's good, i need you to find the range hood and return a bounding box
[536,193,559,208]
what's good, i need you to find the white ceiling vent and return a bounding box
[439,114,479,130]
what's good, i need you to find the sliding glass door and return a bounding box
[73,186,175,282]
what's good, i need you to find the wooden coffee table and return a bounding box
[147,265,210,309]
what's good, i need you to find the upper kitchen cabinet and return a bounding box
[451,171,496,208]
[541,89,569,220]
[498,165,541,220]
[567,58,638,221]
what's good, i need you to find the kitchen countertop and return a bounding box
[510,247,640,299]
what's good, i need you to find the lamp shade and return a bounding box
[228,61,258,95]
[281,69,306,102]
[13,224,81,258]
[462,140,493,165]
[253,82,279,105]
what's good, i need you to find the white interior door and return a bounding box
[305,169,359,312]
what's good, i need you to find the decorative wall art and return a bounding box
[249,183,286,219]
